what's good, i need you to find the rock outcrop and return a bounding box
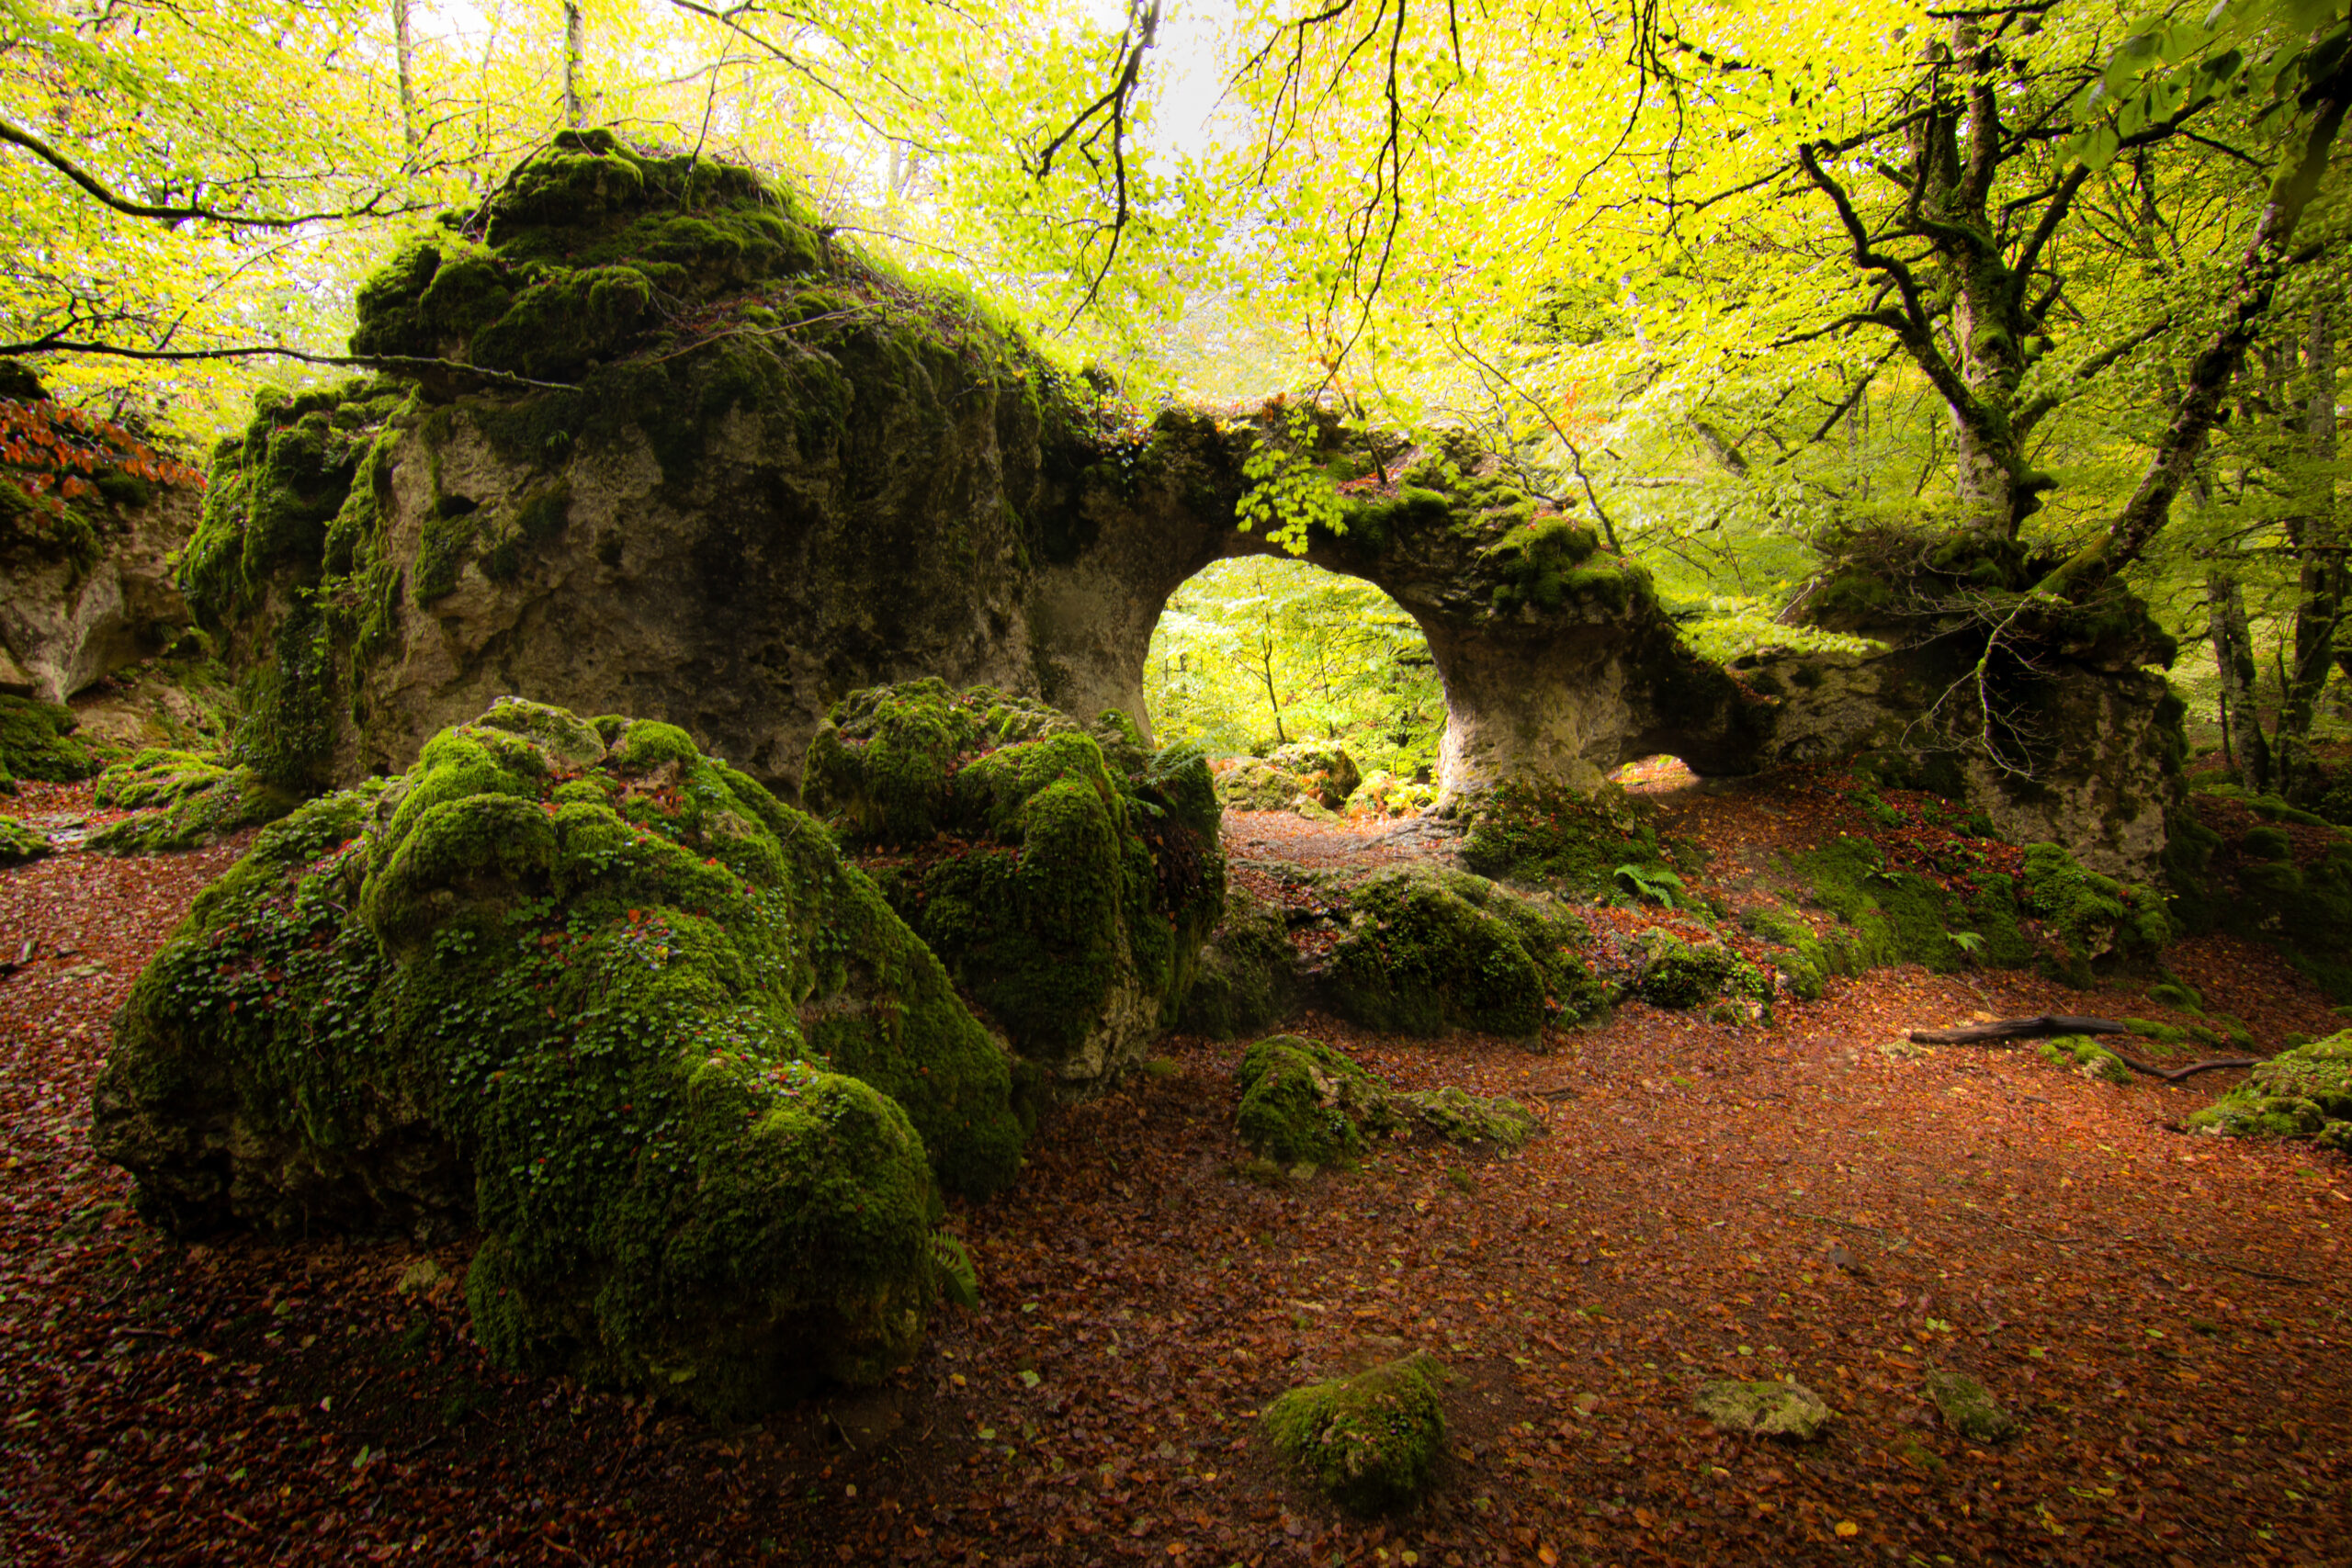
[92,696,1025,1416]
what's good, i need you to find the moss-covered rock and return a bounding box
[2039,1033,2135,1086]
[1231,1034,1541,1165]
[1344,770,1436,818]
[2186,1032,2352,1144]
[1233,1035,1395,1166]
[0,694,100,782]
[1632,931,1770,1013]
[805,680,1224,1092]
[92,696,1024,1416]
[1216,746,1360,817]
[1,813,49,864]
[2018,841,2169,982]
[1692,1379,1833,1440]
[86,761,298,855]
[1459,779,1671,899]
[1327,865,1608,1039]
[1261,1352,1450,1512]
[1265,741,1360,808]
[1925,1368,2017,1442]
[1177,884,1301,1038]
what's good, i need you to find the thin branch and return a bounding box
[0,338,575,391]
[0,112,426,229]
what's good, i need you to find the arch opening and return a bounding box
[1143,557,1446,818]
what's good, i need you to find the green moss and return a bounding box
[1328,865,1607,1038]
[1924,1369,2017,1442]
[2187,1032,2352,1141]
[1792,837,1966,972]
[86,763,297,855]
[2018,841,2168,983]
[1460,780,1669,900]
[92,697,1024,1416]
[1,814,49,865]
[1233,1035,1393,1165]
[1178,886,1300,1037]
[0,695,99,782]
[1261,1353,1449,1513]
[1386,1086,1541,1147]
[1633,931,1769,1013]
[95,749,232,811]
[2038,1033,2134,1086]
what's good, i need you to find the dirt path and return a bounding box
[3,782,2348,1565]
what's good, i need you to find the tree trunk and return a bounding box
[562,2,586,129]
[2210,569,2269,791]
[392,0,420,161]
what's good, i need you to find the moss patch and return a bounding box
[1261,1353,1450,1513]
[91,697,1023,1416]
[2185,1032,2352,1149]
[1692,1379,1833,1440]
[1460,780,1675,901]
[1231,1034,1540,1167]
[0,695,100,782]
[86,758,298,855]
[1,814,49,865]
[1177,885,1301,1038]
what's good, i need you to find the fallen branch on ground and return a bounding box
[1909,1015,2263,1082]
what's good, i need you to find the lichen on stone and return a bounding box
[92,695,1024,1416]
[1925,1367,2017,1442]
[1261,1353,1450,1512]
[1691,1378,1833,1441]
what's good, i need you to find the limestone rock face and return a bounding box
[1,460,198,705]
[92,696,1024,1416]
[802,680,1224,1094]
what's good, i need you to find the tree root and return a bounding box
[1907,1014,2263,1083]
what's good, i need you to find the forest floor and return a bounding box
[4,773,2349,1566]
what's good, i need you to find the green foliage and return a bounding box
[1236,408,1346,556]
[1146,557,1442,780]
[1612,862,1683,908]
[94,698,1026,1416]
[1261,1353,1450,1513]
[928,1233,980,1309]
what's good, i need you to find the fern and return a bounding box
[929,1232,979,1309]
[1612,862,1684,908]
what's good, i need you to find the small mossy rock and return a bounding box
[1328,865,1606,1039]
[1387,1086,1541,1147]
[1632,931,1770,1013]
[1692,1379,1833,1440]
[1233,1035,1394,1166]
[1261,1352,1449,1513]
[0,694,100,782]
[86,761,298,855]
[2038,1033,2134,1087]
[1178,885,1302,1038]
[1925,1368,2017,1443]
[1216,757,1312,814]
[2186,1032,2352,1142]
[808,681,1224,1093]
[1,813,49,865]
[1265,741,1361,810]
[92,696,1024,1416]
[1345,771,1435,819]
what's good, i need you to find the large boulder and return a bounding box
[802,680,1224,1091]
[92,697,1024,1416]
[1326,865,1609,1040]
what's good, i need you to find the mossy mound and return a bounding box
[87,762,297,855]
[96,748,230,810]
[1327,865,1608,1039]
[1925,1368,2017,1442]
[1,813,49,864]
[92,697,1025,1416]
[2018,841,2170,980]
[1459,780,1674,900]
[2185,1033,2352,1149]
[0,695,100,783]
[1261,1352,1450,1513]
[1177,886,1302,1038]
[2039,1033,2135,1086]
[1216,748,1357,818]
[1738,901,1860,1000]
[1631,931,1770,1013]
[2165,797,2352,1000]
[1345,771,1436,818]
[1231,1035,1540,1166]
[805,680,1224,1092]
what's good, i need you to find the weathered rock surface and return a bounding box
[1693,1379,1834,1440]
[93,696,1023,1416]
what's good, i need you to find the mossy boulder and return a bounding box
[1231,1035,1540,1166]
[1261,1352,1450,1512]
[2018,841,2169,981]
[1177,884,1302,1038]
[1460,780,1677,900]
[85,749,299,854]
[1925,1368,2017,1442]
[2039,1033,2135,1086]
[92,696,1024,1416]
[1632,931,1770,1013]
[1,813,48,864]
[1327,865,1608,1039]
[2186,1032,2352,1147]
[1265,741,1361,809]
[1692,1379,1833,1440]
[0,694,99,782]
[804,680,1224,1092]
[1345,770,1435,818]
